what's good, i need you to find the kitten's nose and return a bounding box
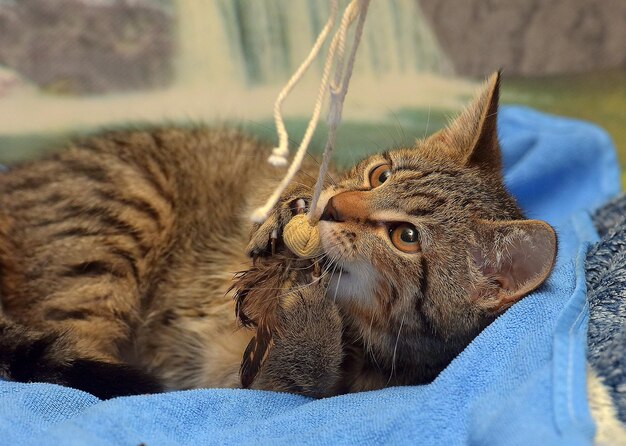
[320,191,369,222]
[320,196,343,222]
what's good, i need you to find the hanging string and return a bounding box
[308,0,370,223]
[281,0,369,258]
[267,0,339,167]
[250,0,369,224]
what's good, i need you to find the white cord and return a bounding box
[267,0,339,167]
[251,0,369,223]
[308,0,370,223]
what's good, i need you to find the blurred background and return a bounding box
[0,0,624,182]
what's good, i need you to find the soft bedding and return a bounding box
[0,106,621,445]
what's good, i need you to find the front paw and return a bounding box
[247,197,310,257]
[249,280,343,398]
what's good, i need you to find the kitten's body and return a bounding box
[0,128,284,391]
[0,73,557,398]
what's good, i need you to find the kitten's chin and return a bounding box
[318,221,379,306]
[326,261,378,307]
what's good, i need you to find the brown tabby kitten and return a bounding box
[0,73,556,399]
[238,72,557,394]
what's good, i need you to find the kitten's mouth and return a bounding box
[332,265,350,277]
[337,265,349,274]
[323,259,379,306]
[325,263,351,302]
[321,258,350,277]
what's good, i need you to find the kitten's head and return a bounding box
[313,72,557,383]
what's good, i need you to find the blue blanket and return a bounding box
[0,106,621,445]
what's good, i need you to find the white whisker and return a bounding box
[387,313,406,386]
[332,268,343,303]
[366,311,382,371]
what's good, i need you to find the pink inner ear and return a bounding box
[499,233,551,291]
[473,220,557,304]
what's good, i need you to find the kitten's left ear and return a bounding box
[471,218,557,312]
[436,71,502,173]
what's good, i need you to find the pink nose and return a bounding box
[320,191,370,222]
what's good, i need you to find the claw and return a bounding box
[290,198,307,216]
[270,229,278,255]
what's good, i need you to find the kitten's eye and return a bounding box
[389,223,420,253]
[369,164,392,188]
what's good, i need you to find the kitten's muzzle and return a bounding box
[320,191,369,223]
[320,197,343,222]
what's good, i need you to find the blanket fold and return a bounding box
[0,106,621,445]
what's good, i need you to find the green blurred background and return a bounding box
[0,1,624,186]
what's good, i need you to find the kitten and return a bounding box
[0,72,556,399]
[238,72,557,393]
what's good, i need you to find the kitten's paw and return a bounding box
[247,197,310,257]
[251,281,343,397]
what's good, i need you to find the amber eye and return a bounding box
[389,223,420,253]
[368,163,392,188]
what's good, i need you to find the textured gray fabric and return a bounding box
[587,193,626,423]
[592,194,626,238]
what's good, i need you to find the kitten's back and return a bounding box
[0,127,277,395]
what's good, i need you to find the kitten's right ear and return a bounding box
[428,71,502,173]
[470,218,557,313]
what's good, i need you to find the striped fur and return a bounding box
[0,73,557,398]
[0,127,294,395]
[243,72,557,392]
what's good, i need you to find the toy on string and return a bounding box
[250,0,370,259]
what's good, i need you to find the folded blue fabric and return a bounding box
[0,106,621,446]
